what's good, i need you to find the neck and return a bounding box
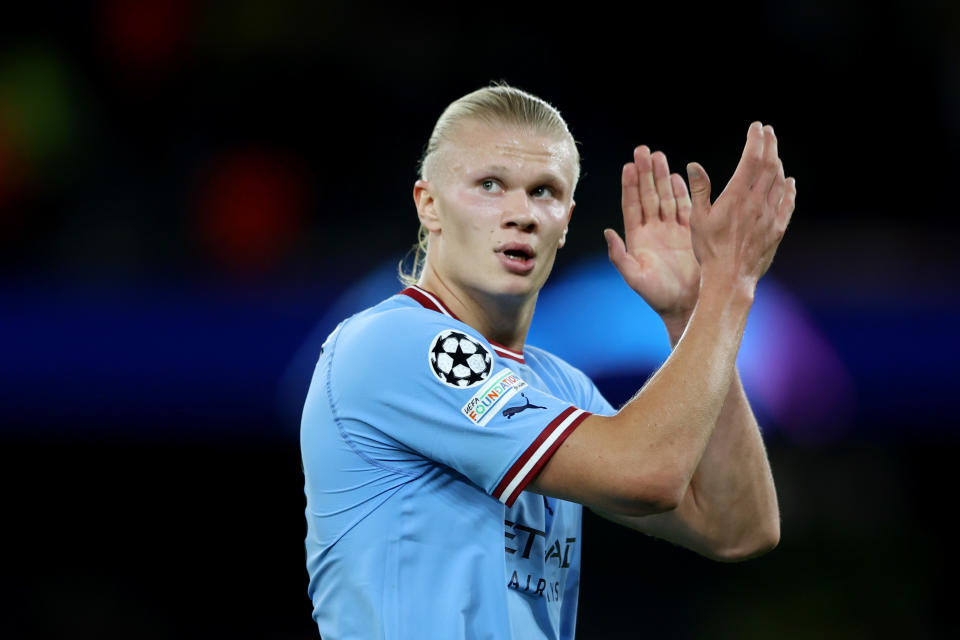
[418,268,536,352]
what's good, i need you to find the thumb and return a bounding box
[686,162,712,218]
[603,228,627,266]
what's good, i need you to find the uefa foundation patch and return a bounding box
[461,369,528,427]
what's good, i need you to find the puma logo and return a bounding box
[501,393,547,419]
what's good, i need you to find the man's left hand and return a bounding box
[605,145,700,339]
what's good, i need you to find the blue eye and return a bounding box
[480,179,503,193]
[532,186,553,198]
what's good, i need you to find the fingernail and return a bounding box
[687,164,700,179]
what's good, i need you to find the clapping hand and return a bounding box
[604,145,701,331]
[605,125,796,337]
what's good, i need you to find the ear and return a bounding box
[413,179,442,233]
[558,201,575,248]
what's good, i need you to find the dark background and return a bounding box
[2,1,958,637]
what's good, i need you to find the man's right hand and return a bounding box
[686,122,796,299]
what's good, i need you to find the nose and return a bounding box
[501,189,537,233]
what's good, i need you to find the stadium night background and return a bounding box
[2,1,958,637]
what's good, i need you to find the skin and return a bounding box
[414,118,795,561]
[593,130,792,560]
[413,119,578,348]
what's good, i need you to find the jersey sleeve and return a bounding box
[582,376,616,417]
[325,308,591,507]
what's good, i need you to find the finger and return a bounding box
[766,159,785,212]
[621,162,643,233]
[603,227,630,269]
[633,145,659,225]
[671,173,691,225]
[686,162,712,222]
[775,177,796,232]
[652,151,677,222]
[729,121,765,193]
[753,125,779,205]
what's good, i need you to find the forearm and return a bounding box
[532,279,754,515]
[602,283,753,510]
[675,369,779,558]
[698,369,779,541]
[600,358,780,561]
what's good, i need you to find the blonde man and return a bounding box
[301,83,795,639]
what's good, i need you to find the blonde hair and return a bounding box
[398,82,579,286]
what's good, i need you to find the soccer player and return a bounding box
[300,83,795,639]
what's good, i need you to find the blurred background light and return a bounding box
[100,0,192,71]
[192,148,309,276]
[0,47,78,190]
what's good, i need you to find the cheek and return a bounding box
[547,199,571,218]
[438,195,498,247]
[455,195,500,232]
[540,203,570,233]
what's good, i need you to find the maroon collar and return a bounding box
[399,286,526,364]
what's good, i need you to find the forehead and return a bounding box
[440,120,578,185]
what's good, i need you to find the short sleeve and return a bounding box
[326,308,591,507]
[576,371,616,417]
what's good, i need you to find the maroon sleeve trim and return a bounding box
[492,406,591,507]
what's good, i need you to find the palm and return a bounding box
[606,146,701,318]
[620,216,699,315]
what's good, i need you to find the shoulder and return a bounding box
[523,344,615,415]
[335,298,485,358]
[524,344,595,388]
[328,297,498,392]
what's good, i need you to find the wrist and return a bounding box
[691,279,755,337]
[698,266,757,309]
[661,311,692,348]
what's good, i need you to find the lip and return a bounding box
[495,243,536,275]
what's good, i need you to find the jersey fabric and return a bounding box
[301,285,615,639]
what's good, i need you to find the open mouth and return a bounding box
[503,248,532,261]
[496,243,536,274]
[498,244,535,262]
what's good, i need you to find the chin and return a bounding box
[462,275,537,302]
[495,272,548,299]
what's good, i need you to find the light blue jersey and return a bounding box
[301,286,615,639]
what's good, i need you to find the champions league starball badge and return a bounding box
[428,330,493,388]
